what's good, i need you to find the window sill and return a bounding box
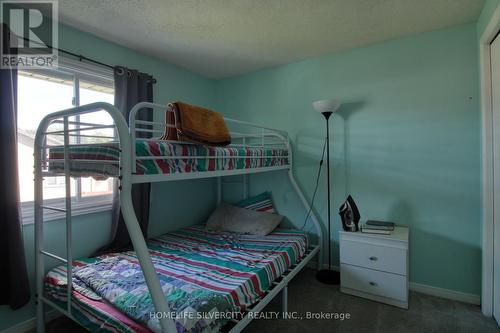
[21,195,113,225]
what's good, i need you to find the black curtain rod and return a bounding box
[20,36,157,84]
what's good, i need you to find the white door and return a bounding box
[492,33,500,324]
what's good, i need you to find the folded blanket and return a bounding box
[161,102,231,146]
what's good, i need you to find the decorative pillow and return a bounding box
[235,191,276,213]
[206,203,283,236]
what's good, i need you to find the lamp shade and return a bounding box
[313,99,341,113]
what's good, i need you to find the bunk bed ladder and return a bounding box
[35,116,74,333]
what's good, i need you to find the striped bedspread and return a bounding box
[44,225,308,333]
[47,139,289,177]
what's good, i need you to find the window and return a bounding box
[18,58,115,223]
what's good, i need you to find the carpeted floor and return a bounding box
[39,268,499,333]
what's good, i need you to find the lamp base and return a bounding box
[316,269,340,285]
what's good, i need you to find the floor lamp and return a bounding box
[313,99,341,285]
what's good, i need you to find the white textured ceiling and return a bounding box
[58,0,484,79]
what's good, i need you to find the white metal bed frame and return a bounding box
[34,102,323,333]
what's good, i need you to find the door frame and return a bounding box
[480,4,500,317]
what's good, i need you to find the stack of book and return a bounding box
[360,220,395,235]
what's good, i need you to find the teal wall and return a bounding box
[215,23,481,295]
[0,23,217,331]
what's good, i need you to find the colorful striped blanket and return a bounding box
[48,139,289,178]
[45,225,308,333]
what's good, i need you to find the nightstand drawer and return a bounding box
[340,239,406,275]
[341,264,407,301]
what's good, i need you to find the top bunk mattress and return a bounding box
[47,139,289,178]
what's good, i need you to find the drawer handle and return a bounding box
[369,256,378,261]
[369,282,377,286]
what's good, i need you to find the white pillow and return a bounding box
[206,203,283,236]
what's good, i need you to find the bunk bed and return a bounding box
[34,102,323,333]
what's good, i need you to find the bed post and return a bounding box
[281,284,288,315]
[217,177,222,204]
[242,175,248,199]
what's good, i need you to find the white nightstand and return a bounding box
[339,226,409,309]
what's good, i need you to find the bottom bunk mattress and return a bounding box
[47,139,289,177]
[44,225,309,333]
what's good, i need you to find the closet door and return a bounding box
[492,32,500,324]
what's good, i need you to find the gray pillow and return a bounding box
[206,203,283,236]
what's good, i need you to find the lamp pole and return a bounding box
[323,111,332,271]
[312,99,341,285]
[315,110,340,285]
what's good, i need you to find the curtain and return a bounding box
[96,66,154,254]
[0,23,30,309]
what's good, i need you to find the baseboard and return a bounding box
[308,261,480,305]
[0,309,61,333]
[409,282,480,305]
